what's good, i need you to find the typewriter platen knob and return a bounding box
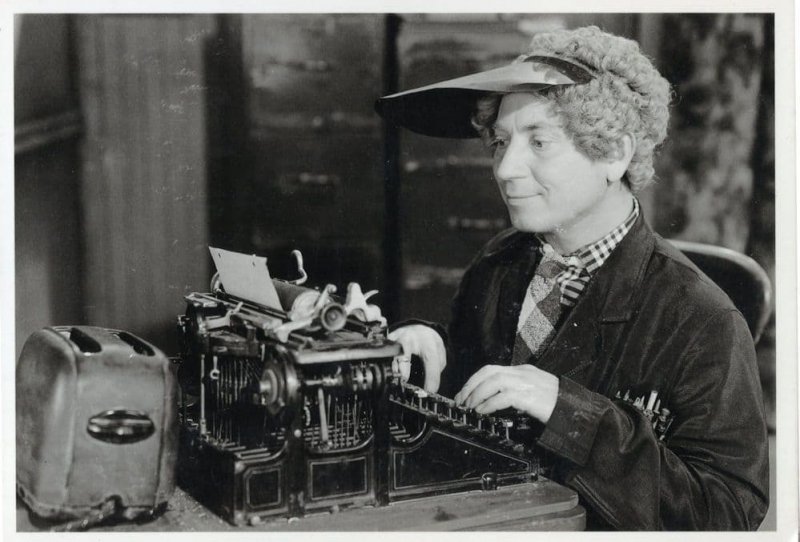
[255,361,300,416]
[319,302,347,332]
[258,368,281,406]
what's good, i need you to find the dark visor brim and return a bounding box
[374,55,594,139]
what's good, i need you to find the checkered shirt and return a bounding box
[545,198,640,307]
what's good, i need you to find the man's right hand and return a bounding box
[388,325,447,393]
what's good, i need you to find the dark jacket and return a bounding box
[438,214,769,530]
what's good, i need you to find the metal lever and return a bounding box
[209,356,220,380]
[290,250,307,285]
[317,388,330,447]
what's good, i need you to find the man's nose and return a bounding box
[493,139,529,182]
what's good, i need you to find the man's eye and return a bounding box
[490,137,508,149]
[531,138,549,150]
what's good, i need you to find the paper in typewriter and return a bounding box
[209,247,282,310]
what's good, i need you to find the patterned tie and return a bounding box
[511,245,571,365]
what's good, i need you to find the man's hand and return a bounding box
[454,364,559,424]
[388,325,446,393]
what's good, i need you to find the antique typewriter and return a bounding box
[176,247,541,526]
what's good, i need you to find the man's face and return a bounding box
[491,93,612,239]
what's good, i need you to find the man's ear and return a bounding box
[606,133,635,185]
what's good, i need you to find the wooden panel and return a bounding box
[14,15,77,123]
[241,14,387,296]
[249,133,385,244]
[15,109,82,155]
[396,17,527,322]
[14,14,83,358]
[15,143,84,358]
[244,15,384,123]
[401,156,508,266]
[76,15,214,351]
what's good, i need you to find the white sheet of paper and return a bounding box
[209,246,282,310]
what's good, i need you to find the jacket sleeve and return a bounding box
[438,253,488,398]
[536,309,770,530]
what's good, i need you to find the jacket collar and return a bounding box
[585,213,655,323]
[485,213,655,323]
[482,227,539,260]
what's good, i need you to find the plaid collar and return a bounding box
[536,198,640,306]
[569,197,640,273]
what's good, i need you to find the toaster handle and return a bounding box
[87,409,156,444]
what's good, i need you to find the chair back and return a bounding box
[669,239,772,345]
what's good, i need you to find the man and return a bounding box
[375,26,768,530]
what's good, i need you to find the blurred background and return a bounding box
[14,12,775,472]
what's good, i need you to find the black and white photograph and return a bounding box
[4,2,797,537]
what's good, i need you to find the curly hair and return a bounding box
[472,26,672,192]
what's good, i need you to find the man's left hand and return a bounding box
[454,364,559,424]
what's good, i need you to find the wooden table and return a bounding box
[17,478,585,531]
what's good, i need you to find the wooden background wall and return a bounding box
[15,15,215,355]
[74,15,214,352]
[15,15,83,355]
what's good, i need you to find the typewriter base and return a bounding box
[18,478,585,531]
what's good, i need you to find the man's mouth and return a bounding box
[505,194,541,201]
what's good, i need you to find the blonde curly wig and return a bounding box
[472,26,672,193]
